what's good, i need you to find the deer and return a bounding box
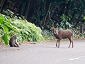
[52,27,73,48]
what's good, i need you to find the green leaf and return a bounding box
[83,16,85,20]
[0,14,4,24]
[1,25,9,33]
[3,33,9,45]
[4,21,19,32]
[0,14,4,20]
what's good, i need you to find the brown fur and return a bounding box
[52,28,73,48]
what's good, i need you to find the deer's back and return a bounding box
[58,30,73,39]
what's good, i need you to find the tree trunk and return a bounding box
[0,0,5,13]
[20,2,26,15]
[43,3,51,26]
[42,3,56,28]
[25,1,30,19]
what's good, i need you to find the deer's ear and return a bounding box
[56,27,58,29]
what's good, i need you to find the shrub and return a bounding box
[0,14,19,45]
[0,14,44,45]
[11,19,44,42]
[42,30,54,40]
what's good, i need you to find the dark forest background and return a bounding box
[0,0,85,30]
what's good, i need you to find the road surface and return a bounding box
[0,40,85,64]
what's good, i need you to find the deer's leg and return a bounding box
[56,40,57,47]
[68,37,73,48]
[72,40,73,48]
[56,39,59,47]
[71,37,73,48]
[57,39,60,48]
[68,38,71,48]
[68,42,71,48]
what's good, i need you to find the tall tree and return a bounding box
[0,0,5,12]
[1,0,85,29]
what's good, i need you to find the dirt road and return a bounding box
[0,40,85,64]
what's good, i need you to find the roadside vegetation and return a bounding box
[0,9,85,45]
[0,11,44,45]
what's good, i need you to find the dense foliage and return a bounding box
[0,13,44,45]
[1,0,85,30]
[0,0,85,45]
